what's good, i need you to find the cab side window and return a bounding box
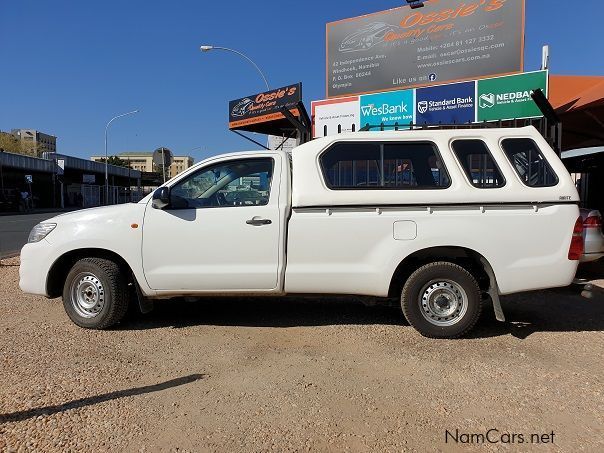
[451,139,505,188]
[170,158,273,209]
[501,138,558,187]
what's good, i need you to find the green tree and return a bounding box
[97,156,130,168]
[0,132,41,156]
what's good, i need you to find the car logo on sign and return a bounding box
[479,93,495,109]
[417,101,428,114]
[231,98,254,117]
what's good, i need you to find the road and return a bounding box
[0,212,62,258]
[1,255,603,451]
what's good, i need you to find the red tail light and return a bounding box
[568,217,584,260]
[584,215,602,229]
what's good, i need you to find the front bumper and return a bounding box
[19,240,55,297]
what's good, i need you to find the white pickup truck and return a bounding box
[19,127,583,338]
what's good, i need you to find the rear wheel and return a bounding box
[401,262,482,339]
[62,258,129,329]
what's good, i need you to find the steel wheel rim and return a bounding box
[419,279,468,327]
[70,272,105,318]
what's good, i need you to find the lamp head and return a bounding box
[199,45,214,52]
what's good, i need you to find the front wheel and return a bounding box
[401,262,482,339]
[62,258,130,329]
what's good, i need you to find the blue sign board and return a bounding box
[415,81,476,125]
[360,90,414,129]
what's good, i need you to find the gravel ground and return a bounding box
[1,256,603,452]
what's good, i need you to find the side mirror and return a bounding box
[152,187,170,209]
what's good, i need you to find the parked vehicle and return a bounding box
[20,127,582,338]
[0,189,20,212]
[580,208,604,262]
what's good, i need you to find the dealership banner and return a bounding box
[228,83,302,130]
[360,90,414,128]
[313,70,548,136]
[416,81,475,124]
[312,96,360,137]
[477,70,547,121]
[326,0,525,98]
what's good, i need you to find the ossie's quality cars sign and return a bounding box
[326,0,525,98]
[229,84,302,129]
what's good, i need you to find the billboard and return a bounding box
[312,70,548,136]
[312,96,360,138]
[477,70,547,121]
[359,90,414,128]
[416,81,475,124]
[326,0,525,98]
[228,83,302,130]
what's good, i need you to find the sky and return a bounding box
[1,0,602,163]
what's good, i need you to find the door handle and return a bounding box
[246,217,272,226]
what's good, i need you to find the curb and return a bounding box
[0,251,20,261]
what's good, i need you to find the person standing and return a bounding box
[20,189,31,212]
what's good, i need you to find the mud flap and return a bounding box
[132,276,154,314]
[479,257,505,322]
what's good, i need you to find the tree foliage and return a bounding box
[97,155,131,168]
[0,132,40,156]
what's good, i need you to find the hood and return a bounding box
[46,203,141,224]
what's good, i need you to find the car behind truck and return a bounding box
[20,127,582,338]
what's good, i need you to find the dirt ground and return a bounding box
[1,257,603,452]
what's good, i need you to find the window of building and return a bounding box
[320,141,450,189]
[500,138,558,187]
[451,139,505,188]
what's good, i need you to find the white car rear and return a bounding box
[580,208,604,262]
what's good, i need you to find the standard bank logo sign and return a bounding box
[359,90,414,127]
[416,81,475,124]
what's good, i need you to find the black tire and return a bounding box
[401,262,482,339]
[62,258,130,329]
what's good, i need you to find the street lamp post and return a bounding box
[199,45,270,91]
[104,110,139,205]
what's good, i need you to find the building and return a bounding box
[90,151,194,178]
[1,151,142,209]
[10,129,57,155]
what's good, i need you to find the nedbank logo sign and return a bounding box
[477,71,547,121]
[478,93,495,109]
[360,90,414,127]
[479,91,533,109]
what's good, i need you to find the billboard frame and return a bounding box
[325,0,526,99]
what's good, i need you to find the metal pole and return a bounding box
[104,110,139,205]
[161,147,166,183]
[0,149,4,194]
[200,46,269,91]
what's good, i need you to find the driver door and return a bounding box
[141,155,283,291]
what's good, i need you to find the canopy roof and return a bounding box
[549,75,604,150]
[550,75,604,112]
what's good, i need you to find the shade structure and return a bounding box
[549,75,604,150]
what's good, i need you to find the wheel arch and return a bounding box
[387,246,493,298]
[47,248,136,298]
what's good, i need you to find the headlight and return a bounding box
[28,223,57,243]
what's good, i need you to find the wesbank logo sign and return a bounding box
[477,71,548,121]
[360,90,414,127]
[360,102,409,116]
